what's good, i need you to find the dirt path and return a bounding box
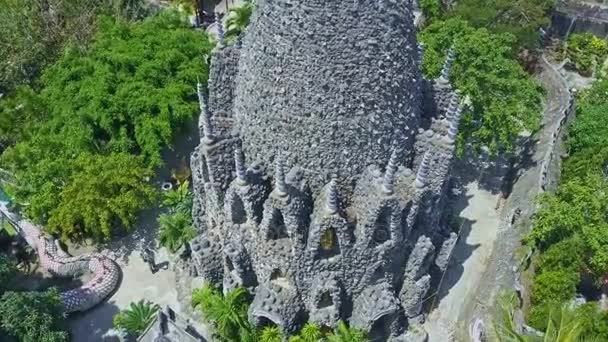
[424,56,570,341]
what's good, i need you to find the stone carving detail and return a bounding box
[0,204,120,313]
[186,0,466,338]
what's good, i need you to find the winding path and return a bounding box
[425,55,571,341]
[0,204,120,313]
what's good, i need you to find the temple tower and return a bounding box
[187,0,465,339]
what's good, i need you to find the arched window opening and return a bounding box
[373,207,392,245]
[369,314,392,341]
[256,316,277,329]
[319,227,340,258]
[230,196,247,224]
[267,209,288,240]
[368,266,385,285]
[270,268,290,288]
[318,291,333,309]
[226,257,235,272]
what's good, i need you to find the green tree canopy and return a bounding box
[419,19,544,155]
[0,0,149,94]
[0,10,214,240]
[0,288,68,342]
[447,0,555,50]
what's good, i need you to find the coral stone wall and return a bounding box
[231,0,422,194]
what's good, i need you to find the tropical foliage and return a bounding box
[447,0,555,50]
[44,153,158,241]
[524,77,608,335]
[0,11,214,240]
[561,33,608,76]
[158,180,195,252]
[225,1,255,41]
[113,299,160,336]
[419,18,544,155]
[192,284,257,341]
[0,254,16,292]
[494,292,602,341]
[0,0,149,94]
[326,321,368,342]
[288,323,324,342]
[0,288,68,342]
[192,284,369,341]
[159,210,196,252]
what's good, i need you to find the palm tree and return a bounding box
[225,1,254,40]
[192,284,257,341]
[494,292,601,342]
[260,326,282,342]
[327,321,368,342]
[289,323,324,342]
[158,211,196,252]
[112,300,160,337]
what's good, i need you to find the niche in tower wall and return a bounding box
[369,313,392,341]
[267,208,288,240]
[256,316,278,329]
[230,195,247,224]
[318,227,340,258]
[373,207,392,245]
[318,291,333,309]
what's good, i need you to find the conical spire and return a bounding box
[275,155,287,195]
[326,178,338,214]
[197,82,214,139]
[234,147,247,184]
[215,12,225,48]
[445,90,461,121]
[440,46,455,81]
[415,152,432,189]
[446,101,464,143]
[383,149,399,194]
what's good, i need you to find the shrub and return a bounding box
[158,211,196,252]
[0,10,214,240]
[113,300,160,336]
[0,288,68,342]
[531,270,578,306]
[565,33,608,76]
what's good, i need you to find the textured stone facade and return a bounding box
[186,0,465,339]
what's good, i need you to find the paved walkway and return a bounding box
[68,246,182,341]
[424,56,571,341]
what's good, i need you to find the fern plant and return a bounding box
[158,210,196,252]
[260,326,282,342]
[112,300,160,336]
[289,322,324,342]
[192,284,257,341]
[161,180,192,212]
[225,1,254,41]
[327,321,368,342]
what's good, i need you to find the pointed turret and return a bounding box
[234,147,247,184]
[445,90,461,121]
[326,178,338,214]
[415,152,432,189]
[446,100,464,144]
[215,12,225,48]
[439,46,455,82]
[197,82,214,139]
[275,155,287,195]
[383,149,399,194]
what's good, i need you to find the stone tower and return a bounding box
[187,0,463,339]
